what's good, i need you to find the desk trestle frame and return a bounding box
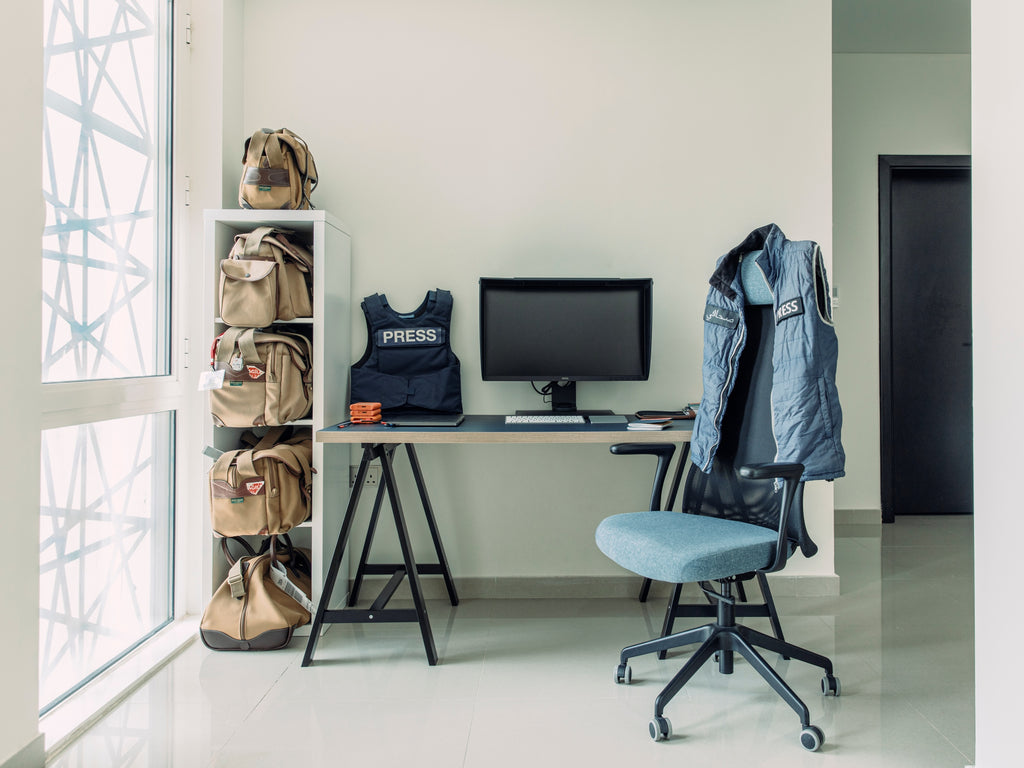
[301,442,459,667]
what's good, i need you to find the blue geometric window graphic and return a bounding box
[39,413,174,714]
[42,0,171,383]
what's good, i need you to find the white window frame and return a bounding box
[39,1,201,750]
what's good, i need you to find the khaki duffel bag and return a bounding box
[209,327,313,427]
[220,227,313,327]
[209,427,314,537]
[238,127,317,210]
[200,536,313,651]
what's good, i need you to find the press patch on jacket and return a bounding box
[775,297,805,324]
[704,304,740,329]
[376,328,445,347]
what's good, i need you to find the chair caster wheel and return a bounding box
[821,674,841,696]
[800,725,825,751]
[649,716,672,741]
[615,663,632,684]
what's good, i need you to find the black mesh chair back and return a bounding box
[680,304,816,558]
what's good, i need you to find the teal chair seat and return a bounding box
[595,511,776,584]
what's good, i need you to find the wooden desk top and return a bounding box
[316,414,693,445]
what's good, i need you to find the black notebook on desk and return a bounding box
[384,412,465,427]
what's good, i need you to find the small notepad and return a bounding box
[627,418,672,431]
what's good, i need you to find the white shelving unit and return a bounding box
[202,209,351,612]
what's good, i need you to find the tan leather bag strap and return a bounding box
[275,129,318,203]
[240,226,289,260]
[253,446,302,477]
[237,328,260,362]
[234,450,258,481]
[260,332,311,372]
[245,129,270,166]
[211,449,245,483]
[252,426,287,451]
[215,327,245,365]
[272,233,313,273]
[288,445,315,505]
[263,131,286,169]
[212,445,259,485]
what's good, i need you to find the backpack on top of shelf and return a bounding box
[238,128,318,211]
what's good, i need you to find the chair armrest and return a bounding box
[739,462,805,574]
[738,462,804,482]
[609,443,677,510]
[609,443,676,459]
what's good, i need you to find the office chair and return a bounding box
[609,440,787,659]
[596,303,839,751]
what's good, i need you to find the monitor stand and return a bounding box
[515,381,614,416]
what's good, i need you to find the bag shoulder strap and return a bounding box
[239,226,282,259]
[211,449,245,482]
[243,129,270,166]
[271,234,314,273]
[214,327,244,365]
[220,535,258,567]
[252,426,288,451]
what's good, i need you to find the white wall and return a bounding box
[972,4,1024,765]
[0,3,44,766]
[209,0,836,583]
[832,53,971,513]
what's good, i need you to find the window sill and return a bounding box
[41,617,198,758]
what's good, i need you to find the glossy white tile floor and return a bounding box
[47,516,974,767]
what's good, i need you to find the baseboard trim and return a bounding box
[1,734,44,768]
[349,573,840,601]
[835,508,883,525]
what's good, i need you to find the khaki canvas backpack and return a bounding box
[209,327,313,427]
[220,227,314,327]
[209,427,314,537]
[239,128,318,210]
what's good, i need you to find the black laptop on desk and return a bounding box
[382,411,465,427]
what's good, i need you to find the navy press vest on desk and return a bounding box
[350,289,463,413]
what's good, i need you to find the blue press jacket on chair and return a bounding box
[690,224,845,482]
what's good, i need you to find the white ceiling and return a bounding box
[833,0,969,53]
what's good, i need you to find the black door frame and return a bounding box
[878,154,971,523]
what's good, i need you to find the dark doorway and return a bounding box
[879,155,972,523]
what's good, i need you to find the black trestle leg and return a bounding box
[348,477,388,606]
[377,445,438,665]
[302,446,373,667]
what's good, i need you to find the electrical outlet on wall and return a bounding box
[349,464,382,487]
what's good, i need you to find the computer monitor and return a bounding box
[479,277,654,413]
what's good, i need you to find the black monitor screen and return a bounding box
[479,277,653,382]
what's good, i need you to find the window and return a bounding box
[42,0,172,383]
[40,0,175,715]
[39,413,174,711]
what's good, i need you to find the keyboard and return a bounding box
[504,414,587,424]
